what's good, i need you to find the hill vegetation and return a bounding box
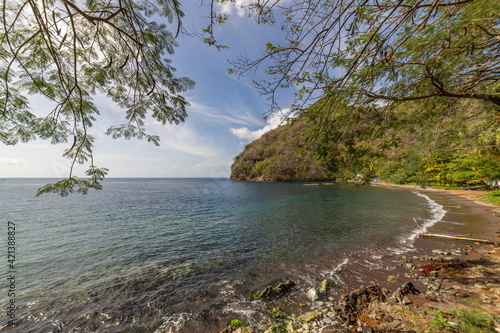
[231,96,500,187]
[231,117,336,181]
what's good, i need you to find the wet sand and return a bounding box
[374,183,499,244]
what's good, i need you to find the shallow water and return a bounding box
[0,179,441,332]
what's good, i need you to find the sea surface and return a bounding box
[0,178,445,332]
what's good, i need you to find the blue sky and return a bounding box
[0,1,294,178]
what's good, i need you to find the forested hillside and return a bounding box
[230,117,336,181]
[231,97,500,187]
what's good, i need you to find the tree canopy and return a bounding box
[1,0,499,195]
[211,0,500,111]
[1,0,194,195]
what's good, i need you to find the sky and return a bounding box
[0,1,295,179]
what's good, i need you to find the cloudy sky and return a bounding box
[0,1,295,178]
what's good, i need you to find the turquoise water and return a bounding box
[0,179,436,332]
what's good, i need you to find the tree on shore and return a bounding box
[1,0,194,195]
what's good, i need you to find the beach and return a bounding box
[217,184,500,333]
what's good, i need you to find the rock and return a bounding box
[320,326,351,333]
[429,280,442,291]
[220,327,255,333]
[298,309,323,322]
[259,278,295,300]
[307,288,318,301]
[432,249,444,254]
[315,301,325,307]
[383,314,394,322]
[338,285,385,324]
[275,278,295,295]
[326,311,337,319]
[357,327,373,333]
[392,282,420,303]
[402,295,412,305]
[260,286,274,299]
[387,320,402,329]
[405,263,413,269]
[387,275,398,282]
[320,279,328,292]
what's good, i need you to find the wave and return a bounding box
[409,191,447,241]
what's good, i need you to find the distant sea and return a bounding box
[0,178,444,332]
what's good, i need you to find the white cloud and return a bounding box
[229,111,284,142]
[159,125,219,158]
[216,0,293,17]
[0,158,25,165]
[188,101,263,126]
[146,121,219,158]
[217,0,254,17]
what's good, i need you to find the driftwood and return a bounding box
[413,218,495,244]
[421,233,495,244]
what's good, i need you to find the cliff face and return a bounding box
[230,118,336,181]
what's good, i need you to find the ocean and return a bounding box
[0,178,445,332]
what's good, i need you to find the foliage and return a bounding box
[484,189,500,204]
[231,116,336,181]
[228,319,245,328]
[487,189,500,197]
[272,306,287,319]
[231,94,499,184]
[212,0,500,111]
[429,310,453,331]
[216,0,500,183]
[406,308,497,333]
[1,0,194,195]
[452,309,496,333]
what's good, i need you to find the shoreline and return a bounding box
[216,183,499,333]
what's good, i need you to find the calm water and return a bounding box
[0,179,439,332]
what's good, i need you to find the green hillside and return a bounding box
[230,117,336,181]
[230,97,500,186]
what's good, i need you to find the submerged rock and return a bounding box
[307,288,318,301]
[258,278,295,300]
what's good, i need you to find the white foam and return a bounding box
[155,313,191,333]
[387,191,446,255]
[323,258,350,282]
[409,191,446,240]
